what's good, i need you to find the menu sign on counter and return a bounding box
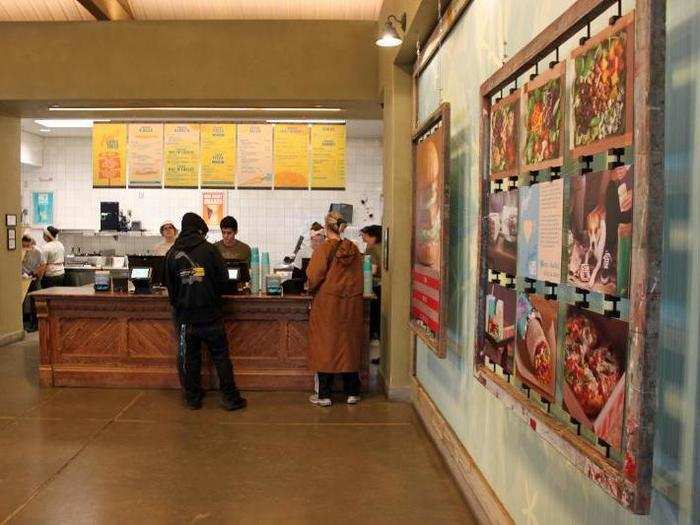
[92,123,127,188]
[311,124,346,189]
[237,124,273,188]
[201,124,236,188]
[274,124,310,189]
[164,123,200,188]
[127,123,163,188]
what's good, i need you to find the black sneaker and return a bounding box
[185,398,203,410]
[221,395,247,411]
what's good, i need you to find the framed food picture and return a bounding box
[563,306,628,449]
[571,12,635,157]
[489,89,520,180]
[523,61,565,171]
[486,189,518,276]
[484,284,516,374]
[515,294,557,401]
[567,165,634,297]
[410,103,450,358]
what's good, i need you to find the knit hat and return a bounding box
[180,212,208,235]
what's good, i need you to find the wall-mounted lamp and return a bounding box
[376,13,406,48]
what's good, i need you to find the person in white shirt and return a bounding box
[153,221,178,256]
[40,226,65,288]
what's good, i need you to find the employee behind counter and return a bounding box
[214,216,251,265]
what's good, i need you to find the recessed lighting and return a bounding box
[39,128,51,133]
[48,106,343,113]
[34,119,110,128]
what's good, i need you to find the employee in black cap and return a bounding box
[164,212,247,411]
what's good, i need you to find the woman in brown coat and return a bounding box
[306,211,364,406]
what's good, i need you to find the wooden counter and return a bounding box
[32,287,370,391]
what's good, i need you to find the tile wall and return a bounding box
[21,136,383,265]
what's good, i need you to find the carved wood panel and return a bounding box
[59,318,123,358]
[127,319,177,359]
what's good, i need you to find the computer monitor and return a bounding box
[130,267,152,280]
[227,267,241,281]
[128,255,164,285]
[224,259,249,283]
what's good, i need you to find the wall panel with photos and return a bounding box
[473,0,665,515]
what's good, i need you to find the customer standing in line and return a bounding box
[306,211,364,406]
[21,234,45,332]
[39,226,65,289]
[163,212,247,411]
[360,224,383,343]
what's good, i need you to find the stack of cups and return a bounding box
[261,252,270,294]
[250,247,260,295]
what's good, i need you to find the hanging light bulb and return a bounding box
[375,13,406,48]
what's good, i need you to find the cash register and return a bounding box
[130,267,152,294]
[223,260,249,294]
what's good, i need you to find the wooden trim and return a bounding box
[0,330,24,347]
[410,102,451,358]
[480,0,620,97]
[412,377,514,525]
[413,0,475,77]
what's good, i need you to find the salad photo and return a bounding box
[523,62,564,170]
[490,91,520,179]
[571,14,634,156]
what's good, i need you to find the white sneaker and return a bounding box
[347,395,361,405]
[309,394,332,407]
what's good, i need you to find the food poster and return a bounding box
[201,191,225,230]
[486,190,518,276]
[311,124,346,189]
[32,192,53,226]
[274,124,310,189]
[571,12,635,157]
[411,122,445,339]
[200,124,236,188]
[517,180,564,282]
[567,165,633,297]
[523,61,565,171]
[484,284,516,374]
[489,89,520,180]
[563,306,628,449]
[164,124,200,188]
[237,124,273,188]
[127,123,163,188]
[92,123,127,188]
[516,294,557,401]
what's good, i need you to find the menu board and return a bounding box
[164,123,200,188]
[127,123,163,188]
[200,124,236,188]
[202,191,225,230]
[237,124,273,188]
[311,124,346,189]
[92,123,127,188]
[274,124,310,189]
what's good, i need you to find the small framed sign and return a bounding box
[7,227,16,251]
[5,214,17,227]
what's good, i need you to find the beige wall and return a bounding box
[377,0,422,397]
[0,115,22,342]
[0,20,379,116]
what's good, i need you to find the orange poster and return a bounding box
[92,123,127,188]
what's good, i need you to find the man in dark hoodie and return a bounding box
[164,212,247,411]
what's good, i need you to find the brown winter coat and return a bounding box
[306,238,364,372]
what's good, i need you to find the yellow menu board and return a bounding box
[127,123,163,188]
[311,125,346,189]
[164,123,200,188]
[200,123,236,188]
[274,124,310,189]
[237,124,273,188]
[92,123,127,188]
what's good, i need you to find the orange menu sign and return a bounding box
[92,123,127,188]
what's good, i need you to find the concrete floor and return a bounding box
[0,334,475,524]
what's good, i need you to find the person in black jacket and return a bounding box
[164,212,247,411]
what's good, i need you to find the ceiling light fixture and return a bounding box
[376,13,406,48]
[48,106,343,113]
[34,119,110,128]
[39,128,51,132]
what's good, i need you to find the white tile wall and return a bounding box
[21,136,383,264]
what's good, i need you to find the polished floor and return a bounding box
[0,334,475,524]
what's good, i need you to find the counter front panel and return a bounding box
[33,287,369,390]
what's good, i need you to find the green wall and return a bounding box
[415,0,697,523]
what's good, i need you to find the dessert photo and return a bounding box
[484,283,516,374]
[487,190,518,276]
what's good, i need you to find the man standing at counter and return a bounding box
[164,212,247,412]
[215,216,251,264]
